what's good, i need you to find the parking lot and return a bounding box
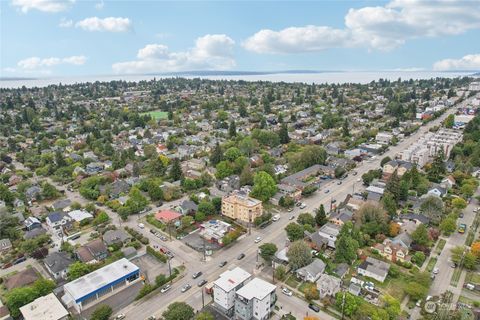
[131,254,170,284]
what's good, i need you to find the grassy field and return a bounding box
[144,111,168,120]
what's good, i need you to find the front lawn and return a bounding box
[285,275,300,289]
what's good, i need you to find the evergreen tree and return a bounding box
[228,120,237,138]
[239,104,247,118]
[385,170,400,202]
[210,142,223,166]
[279,123,290,144]
[428,150,446,182]
[170,158,183,181]
[315,204,327,226]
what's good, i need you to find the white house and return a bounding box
[235,278,276,320]
[46,212,72,230]
[213,267,252,316]
[357,257,390,283]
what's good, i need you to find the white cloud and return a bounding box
[433,54,480,71]
[17,55,86,69]
[244,0,480,53]
[75,17,132,32]
[12,0,74,13]
[59,17,73,28]
[112,34,236,74]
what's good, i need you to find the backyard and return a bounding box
[143,111,168,120]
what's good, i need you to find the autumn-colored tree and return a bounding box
[472,242,480,258]
[304,283,320,301]
[389,222,400,237]
[304,317,320,320]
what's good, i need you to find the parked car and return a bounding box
[282,288,292,296]
[324,189,330,194]
[287,208,293,212]
[197,279,208,287]
[181,284,192,292]
[114,314,126,320]
[160,284,171,293]
[147,316,156,320]
[138,223,145,229]
[237,253,245,260]
[433,267,439,274]
[308,303,320,312]
[192,272,202,279]
[219,261,227,267]
[299,203,306,209]
[289,215,295,220]
[254,236,262,243]
[337,181,342,185]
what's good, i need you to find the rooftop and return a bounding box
[20,293,69,320]
[63,258,139,302]
[236,278,276,300]
[214,267,251,292]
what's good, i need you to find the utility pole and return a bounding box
[168,258,172,283]
[248,212,252,235]
[202,237,206,262]
[272,260,275,284]
[201,289,205,308]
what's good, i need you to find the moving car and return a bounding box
[192,272,202,279]
[197,279,208,287]
[181,284,192,292]
[114,314,126,320]
[324,189,330,194]
[160,284,171,293]
[282,288,292,296]
[219,261,227,267]
[254,236,262,243]
[458,223,467,234]
[237,253,245,260]
[433,267,439,274]
[308,303,320,312]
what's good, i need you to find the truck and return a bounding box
[272,214,280,222]
[458,223,467,234]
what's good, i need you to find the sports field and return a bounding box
[143,111,168,120]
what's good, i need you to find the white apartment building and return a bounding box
[235,278,277,320]
[468,82,480,91]
[375,132,393,145]
[213,267,252,316]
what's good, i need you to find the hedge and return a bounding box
[146,245,167,263]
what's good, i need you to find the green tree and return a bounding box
[170,158,183,181]
[41,182,59,200]
[315,204,328,226]
[381,156,392,167]
[412,251,426,267]
[275,265,287,281]
[5,279,56,318]
[259,243,278,261]
[68,261,92,281]
[250,171,277,202]
[239,165,254,186]
[279,123,290,144]
[0,183,15,205]
[297,213,315,227]
[399,180,409,201]
[224,147,242,162]
[382,192,397,218]
[162,302,194,320]
[181,215,194,228]
[440,217,457,235]
[411,224,429,246]
[215,160,234,179]
[385,170,400,201]
[444,114,455,128]
[285,222,304,241]
[335,292,360,317]
[196,312,214,320]
[228,120,237,138]
[405,282,428,301]
[93,211,110,225]
[304,283,320,301]
[342,118,350,137]
[210,142,223,166]
[90,305,113,320]
[427,150,446,182]
[197,201,215,217]
[286,240,312,270]
[452,197,467,209]
[335,223,359,263]
[420,195,444,222]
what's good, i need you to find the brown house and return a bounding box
[75,239,109,264]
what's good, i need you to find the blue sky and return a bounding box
[1,0,480,77]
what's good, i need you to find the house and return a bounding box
[375,132,393,145]
[329,208,354,226]
[295,259,326,282]
[348,283,362,296]
[275,247,289,264]
[317,274,341,298]
[357,257,390,283]
[317,223,341,249]
[5,267,40,290]
[155,210,182,224]
[46,212,72,230]
[20,293,69,320]
[24,216,42,230]
[25,185,41,202]
[200,220,232,245]
[177,200,198,215]
[24,227,47,239]
[109,180,130,198]
[67,210,93,223]
[427,186,447,198]
[281,164,322,190]
[51,199,72,212]
[44,252,74,280]
[75,239,109,264]
[277,183,302,201]
[216,175,240,193]
[400,213,431,225]
[0,239,12,254]
[235,278,276,320]
[103,229,132,246]
[440,176,456,190]
[221,191,263,224]
[213,267,252,316]
[382,160,412,179]
[373,232,412,263]
[334,263,349,279]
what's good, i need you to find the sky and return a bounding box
[1,0,480,77]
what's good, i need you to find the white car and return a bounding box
[433,267,439,274]
[138,223,145,229]
[160,284,171,293]
[254,236,262,243]
[299,203,306,209]
[282,288,292,296]
[114,314,126,320]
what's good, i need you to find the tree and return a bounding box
[439,217,456,235]
[210,142,223,166]
[197,201,215,217]
[228,120,237,138]
[450,246,465,265]
[93,211,110,225]
[427,150,446,182]
[216,160,234,179]
[286,240,312,270]
[335,292,360,317]
[411,224,429,246]
[297,213,315,227]
[304,283,319,300]
[162,302,195,320]
[239,165,254,186]
[444,114,455,128]
[334,166,346,179]
[383,295,401,320]
[5,279,56,318]
[357,203,389,237]
[452,197,467,209]
[382,192,397,218]
[335,223,359,263]
[315,205,327,226]
[463,252,477,270]
[381,156,392,167]
[196,312,214,320]
[471,241,480,258]
[420,196,444,222]
[181,216,194,228]
[342,118,350,137]
[170,158,183,181]
[275,265,287,280]
[285,222,304,241]
[412,251,426,267]
[68,261,92,281]
[399,180,409,201]
[385,170,400,201]
[279,123,290,144]
[41,182,59,200]
[224,147,242,162]
[405,282,428,301]
[259,243,278,261]
[250,171,277,202]
[389,222,401,237]
[91,305,113,320]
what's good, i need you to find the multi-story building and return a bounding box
[222,191,263,223]
[213,267,252,316]
[20,293,69,320]
[235,278,276,320]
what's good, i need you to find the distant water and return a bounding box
[0,71,475,89]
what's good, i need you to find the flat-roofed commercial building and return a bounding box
[222,191,262,223]
[62,258,140,313]
[20,293,69,320]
